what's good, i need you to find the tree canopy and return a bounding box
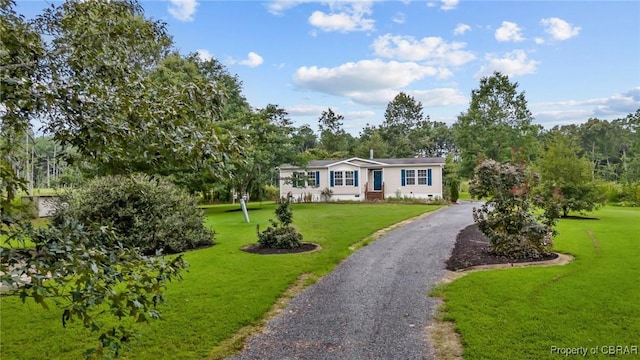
[454,72,540,177]
[35,0,237,176]
[536,131,603,216]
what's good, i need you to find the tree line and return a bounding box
[3,0,638,205]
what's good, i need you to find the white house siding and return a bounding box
[279,157,444,202]
[383,166,443,199]
[326,163,364,201]
[279,168,329,201]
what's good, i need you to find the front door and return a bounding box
[373,170,382,191]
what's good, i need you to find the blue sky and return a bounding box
[18,0,640,135]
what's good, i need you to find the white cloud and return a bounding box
[453,23,471,35]
[372,34,475,66]
[239,52,264,67]
[287,104,328,116]
[167,0,198,22]
[495,21,524,42]
[228,52,264,67]
[308,1,375,32]
[266,1,295,15]
[475,50,539,78]
[410,88,467,107]
[266,0,314,15]
[345,88,467,107]
[346,110,376,119]
[531,88,639,126]
[534,37,545,45]
[392,12,406,24]
[293,59,438,96]
[195,49,213,62]
[342,90,398,106]
[540,17,581,41]
[441,0,459,11]
[292,59,466,107]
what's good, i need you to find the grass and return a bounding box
[432,206,640,360]
[0,202,440,359]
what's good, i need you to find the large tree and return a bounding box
[0,0,44,214]
[222,104,302,200]
[291,124,318,154]
[36,0,235,176]
[145,53,248,198]
[0,0,228,355]
[454,72,540,178]
[381,92,433,157]
[549,110,640,183]
[536,131,603,216]
[355,124,390,159]
[317,108,354,156]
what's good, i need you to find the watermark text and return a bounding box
[550,345,637,357]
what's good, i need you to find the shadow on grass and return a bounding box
[561,215,600,220]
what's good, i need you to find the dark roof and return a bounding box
[279,157,444,169]
[373,158,445,165]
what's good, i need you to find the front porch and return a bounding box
[365,168,384,201]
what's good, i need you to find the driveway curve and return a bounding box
[230,202,476,360]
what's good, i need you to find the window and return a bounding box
[292,171,305,188]
[334,171,344,186]
[405,170,416,185]
[307,171,317,187]
[345,171,354,186]
[402,168,432,186]
[330,170,358,187]
[417,169,427,185]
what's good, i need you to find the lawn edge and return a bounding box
[428,252,575,360]
[206,273,319,359]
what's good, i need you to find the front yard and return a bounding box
[0,202,439,359]
[432,206,640,359]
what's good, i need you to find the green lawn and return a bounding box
[0,202,439,359]
[433,206,640,360]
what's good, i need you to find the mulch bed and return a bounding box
[446,224,558,271]
[241,242,320,255]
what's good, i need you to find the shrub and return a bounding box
[257,201,302,249]
[320,187,333,202]
[263,185,279,201]
[449,179,459,203]
[603,181,640,207]
[51,174,214,255]
[470,159,559,259]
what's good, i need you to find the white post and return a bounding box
[240,195,250,223]
[47,157,50,188]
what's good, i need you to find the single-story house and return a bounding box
[278,157,445,202]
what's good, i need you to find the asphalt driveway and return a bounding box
[230,202,476,360]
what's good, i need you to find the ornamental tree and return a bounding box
[257,201,303,249]
[469,159,560,259]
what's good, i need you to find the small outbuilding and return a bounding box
[21,195,61,218]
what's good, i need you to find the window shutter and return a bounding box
[401,169,406,186]
[315,171,320,187]
[428,168,432,186]
[354,170,359,187]
[330,171,334,187]
[292,172,298,188]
